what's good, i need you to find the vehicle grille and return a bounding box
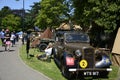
[83,48,95,68]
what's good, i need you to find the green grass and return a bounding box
[108,66,119,80]
[20,45,66,80]
[0,40,2,45]
[19,45,119,80]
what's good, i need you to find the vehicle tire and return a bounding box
[39,43,47,52]
[61,60,73,80]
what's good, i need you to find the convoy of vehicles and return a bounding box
[29,29,112,79]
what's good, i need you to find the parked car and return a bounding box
[53,30,112,79]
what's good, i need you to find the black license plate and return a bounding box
[84,71,99,76]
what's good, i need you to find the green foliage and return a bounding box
[0,0,119,34]
[73,0,120,33]
[25,2,41,29]
[1,14,21,31]
[0,6,12,28]
[35,0,68,29]
[20,45,66,80]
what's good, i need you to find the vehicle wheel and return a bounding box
[61,61,73,80]
[39,43,47,52]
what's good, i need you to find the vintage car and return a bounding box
[53,30,112,79]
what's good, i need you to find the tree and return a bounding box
[0,6,12,28]
[73,0,120,33]
[35,0,68,29]
[72,0,120,48]
[63,0,74,19]
[1,14,21,31]
[24,2,41,29]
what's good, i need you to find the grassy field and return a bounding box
[19,45,119,80]
[20,45,66,80]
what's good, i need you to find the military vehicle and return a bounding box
[53,30,112,79]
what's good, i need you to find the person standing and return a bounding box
[0,29,5,46]
[26,31,31,58]
[4,29,11,51]
[13,31,16,45]
[10,32,16,47]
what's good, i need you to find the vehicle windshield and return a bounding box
[65,33,90,42]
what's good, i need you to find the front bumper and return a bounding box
[69,68,112,76]
[69,68,112,72]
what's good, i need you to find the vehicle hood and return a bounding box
[64,42,91,50]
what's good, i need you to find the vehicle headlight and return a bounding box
[75,50,82,57]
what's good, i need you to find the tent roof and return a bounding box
[40,27,53,39]
[112,28,120,54]
[56,23,82,30]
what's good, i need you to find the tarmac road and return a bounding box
[0,41,51,80]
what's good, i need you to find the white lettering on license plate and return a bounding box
[84,71,99,76]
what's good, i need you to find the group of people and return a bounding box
[0,29,17,51]
[0,28,53,61]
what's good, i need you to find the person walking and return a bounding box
[0,29,5,46]
[10,32,16,47]
[4,29,11,51]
